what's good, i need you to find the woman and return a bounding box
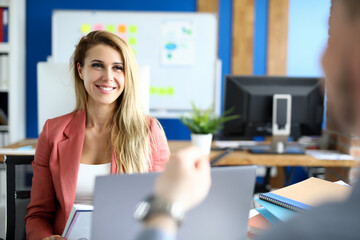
[25,31,170,240]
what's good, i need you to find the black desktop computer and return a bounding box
[217,75,324,154]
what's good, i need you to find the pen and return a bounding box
[210,148,233,166]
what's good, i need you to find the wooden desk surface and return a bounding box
[1,139,358,168]
[0,139,37,162]
[168,141,358,168]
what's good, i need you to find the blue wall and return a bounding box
[25,0,235,140]
[254,0,268,75]
[26,1,329,140]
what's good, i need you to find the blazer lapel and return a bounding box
[110,150,117,173]
[57,110,86,215]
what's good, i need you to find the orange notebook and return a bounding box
[259,177,351,212]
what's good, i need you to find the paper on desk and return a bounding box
[214,140,258,148]
[0,148,35,155]
[62,204,93,240]
[334,180,351,187]
[249,208,260,219]
[306,150,354,160]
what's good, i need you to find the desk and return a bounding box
[168,141,358,187]
[0,138,37,162]
[3,139,356,167]
[1,139,357,184]
[168,141,357,167]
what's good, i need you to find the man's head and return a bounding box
[322,0,360,134]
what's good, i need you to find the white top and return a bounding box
[75,163,111,205]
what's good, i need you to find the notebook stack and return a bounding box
[247,208,274,238]
[248,177,352,238]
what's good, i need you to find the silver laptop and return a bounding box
[91,166,256,240]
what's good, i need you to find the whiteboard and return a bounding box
[52,10,218,117]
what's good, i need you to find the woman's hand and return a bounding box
[42,235,66,240]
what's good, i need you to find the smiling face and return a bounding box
[77,44,125,110]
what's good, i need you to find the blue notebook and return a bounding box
[254,198,298,222]
[255,207,280,224]
[259,192,311,212]
[259,177,351,212]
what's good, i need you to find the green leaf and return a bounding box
[180,102,241,134]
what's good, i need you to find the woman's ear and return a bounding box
[77,62,84,80]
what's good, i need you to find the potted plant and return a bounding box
[181,103,239,154]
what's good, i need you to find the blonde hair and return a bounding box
[71,30,151,173]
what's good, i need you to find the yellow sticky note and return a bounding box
[106,25,115,32]
[159,87,166,96]
[150,86,157,95]
[81,24,91,33]
[129,25,137,33]
[128,37,136,45]
[168,87,175,96]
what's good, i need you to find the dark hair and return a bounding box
[342,0,360,19]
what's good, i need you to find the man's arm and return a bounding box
[134,147,211,240]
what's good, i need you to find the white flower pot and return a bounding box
[191,133,213,155]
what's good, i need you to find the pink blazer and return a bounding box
[25,110,170,240]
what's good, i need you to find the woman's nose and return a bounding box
[102,68,113,81]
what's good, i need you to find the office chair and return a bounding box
[5,155,34,240]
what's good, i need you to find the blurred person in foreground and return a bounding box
[134,0,360,239]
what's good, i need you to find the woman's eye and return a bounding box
[114,65,124,71]
[92,63,103,68]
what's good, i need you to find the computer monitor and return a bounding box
[219,76,324,145]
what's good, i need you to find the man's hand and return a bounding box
[154,146,211,212]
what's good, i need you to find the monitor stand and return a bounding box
[250,94,305,155]
[249,138,305,154]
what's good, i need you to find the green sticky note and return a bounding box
[168,87,175,96]
[128,37,136,45]
[150,86,157,95]
[159,87,166,96]
[106,24,115,32]
[129,25,137,33]
[81,24,91,33]
[132,48,136,56]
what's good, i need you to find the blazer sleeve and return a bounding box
[134,228,176,240]
[149,118,170,172]
[25,120,57,239]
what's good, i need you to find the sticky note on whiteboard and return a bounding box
[106,25,115,32]
[129,25,137,33]
[128,37,136,45]
[81,24,91,34]
[118,24,127,33]
[93,24,104,31]
[168,87,175,96]
[150,86,157,95]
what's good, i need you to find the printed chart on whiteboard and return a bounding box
[161,20,195,66]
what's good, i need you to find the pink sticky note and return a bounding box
[93,24,104,31]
